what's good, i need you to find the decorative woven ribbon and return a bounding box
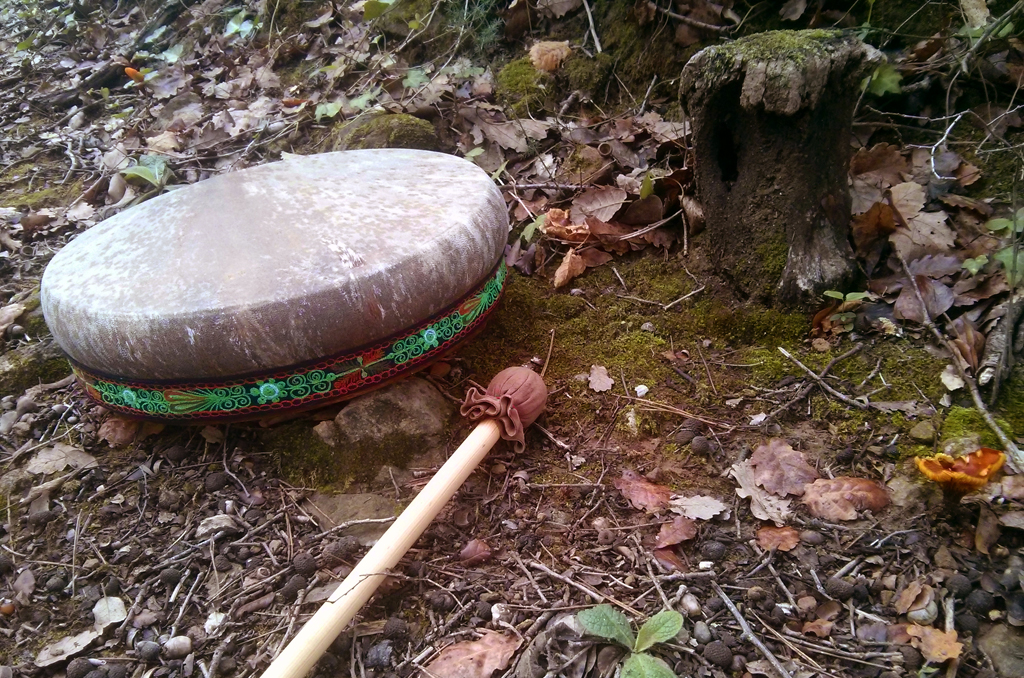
[72,261,507,422]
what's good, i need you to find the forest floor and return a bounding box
[2,2,1024,678]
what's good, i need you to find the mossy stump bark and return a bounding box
[681,30,880,306]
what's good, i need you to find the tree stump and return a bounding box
[681,30,880,306]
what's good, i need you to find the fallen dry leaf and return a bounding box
[895,580,932,615]
[459,539,492,566]
[975,503,1001,555]
[802,619,833,638]
[25,443,98,475]
[652,547,686,571]
[801,477,890,521]
[541,208,591,243]
[588,364,614,392]
[420,630,521,678]
[578,248,613,268]
[893,275,954,324]
[529,41,571,72]
[750,439,820,496]
[906,626,962,664]
[655,516,697,548]
[730,459,792,526]
[756,525,800,552]
[851,143,908,186]
[0,302,26,335]
[553,249,586,288]
[98,416,140,447]
[571,186,628,224]
[668,494,728,520]
[614,470,671,513]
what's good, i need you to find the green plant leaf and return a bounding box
[985,218,1014,233]
[639,173,654,200]
[823,290,844,300]
[348,88,379,111]
[160,44,184,63]
[314,101,342,123]
[864,63,902,96]
[995,246,1024,287]
[962,255,988,276]
[577,605,635,649]
[363,0,395,20]
[224,10,247,36]
[845,292,870,302]
[464,147,485,159]
[121,165,160,187]
[622,652,678,678]
[635,610,683,653]
[521,214,544,243]
[402,68,430,89]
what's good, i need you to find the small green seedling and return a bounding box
[823,291,871,333]
[577,604,683,678]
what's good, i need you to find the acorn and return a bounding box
[703,641,733,668]
[279,574,306,602]
[691,436,711,455]
[946,573,971,599]
[66,658,93,678]
[205,472,229,493]
[292,551,318,576]
[965,589,994,615]
[825,577,855,601]
[701,540,727,561]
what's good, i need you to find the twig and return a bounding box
[662,286,705,310]
[581,0,602,53]
[694,341,718,396]
[778,347,868,409]
[711,581,794,678]
[649,1,732,32]
[541,328,555,378]
[534,423,572,452]
[896,253,1024,470]
[530,560,642,616]
[612,266,628,292]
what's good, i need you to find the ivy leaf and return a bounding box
[962,255,988,276]
[635,610,683,653]
[823,290,845,300]
[348,87,380,111]
[521,214,544,243]
[864,63,902,96]
[622,652,678,678]
[224,10,247,37]
[160,44,184,63]
[402,68,430,89]
[639,173,654,200]
[314,101,342,123]
[363,0,395,20]
[577,605,635,649]
[994,246,1024,287]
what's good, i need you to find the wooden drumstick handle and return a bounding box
[260,419,503,678]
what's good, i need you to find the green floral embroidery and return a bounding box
[78,262,506,419]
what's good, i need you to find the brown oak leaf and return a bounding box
[906,626,963,664]
[756,525,800,552]
[614,470,671,513]
[802,619,833,638]
[801,477,890,521]
[750,439,819,496]
[655,516,697,548]
[420,630,521,678]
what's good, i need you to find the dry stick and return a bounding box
[541,328,555,378]
[694,341,718,396]
[778,347,869,410]
[766,344,864,422]
[711,581,794,678]
[581,0,602,53]
[529,560,642,616]
[896,253,1024,470]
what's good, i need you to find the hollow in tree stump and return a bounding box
[681,30,880,306]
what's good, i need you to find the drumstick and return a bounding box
[260,367,548,678]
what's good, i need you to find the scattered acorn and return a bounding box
[899,646,922,672]
[383,617,409,639]
[107,664,128,678]
[690,436,711,455]
[825,577,854,601]
[946,573,971,599]
[955,613,980,635]
[701,540,727,561]
[703,641,733,668]
[279,574,306,602]
[965,589,995,615]
[159,568,182,586]
[205,472,229,493]
[292,551,318,576]
[136,641,161,662]
[66,658,93,678]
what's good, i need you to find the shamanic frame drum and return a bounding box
[41,149,509,421]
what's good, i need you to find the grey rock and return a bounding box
[332,113,438,152]
[908,420,936,443]
[303,494,397,546]
[693,621,712,645]
[979,624,1024,678]
[195,515,242,540]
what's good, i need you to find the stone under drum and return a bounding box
[40,149,509,422]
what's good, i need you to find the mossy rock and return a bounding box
[940,405,1013,453]
[496,57,554,116]
[563,53,613,96]
[0,339,70,395]
[331,113,439,152]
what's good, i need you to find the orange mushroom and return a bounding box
[915,448,1006,504]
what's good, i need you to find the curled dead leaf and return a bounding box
[905,626,962,663]
[553,249,586,288]
[750,439,819,496]
[529,41,572,72]
[614,470,671,513]
[655,516,697,548]
[756,525,800,552]
[420,630,521,678]
[801,477,890,521]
